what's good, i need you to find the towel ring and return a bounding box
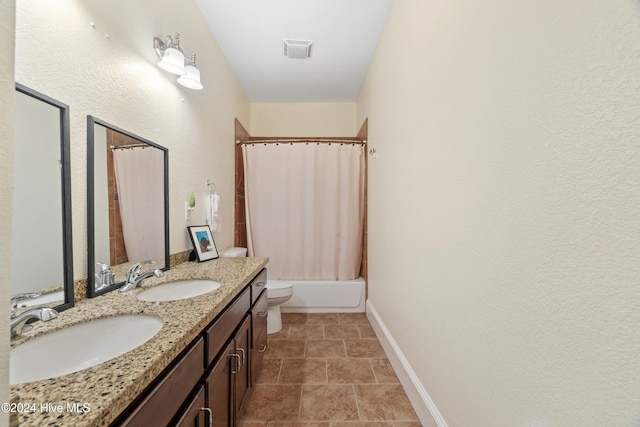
[206,178,216,194]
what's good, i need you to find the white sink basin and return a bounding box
[137,280,221,302]
[10,314,163,384]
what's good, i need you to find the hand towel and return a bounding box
[206,193,221,232]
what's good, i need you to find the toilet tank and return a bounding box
[219,247,247,258]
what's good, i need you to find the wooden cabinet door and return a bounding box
[234,315,252,418]
[205,339,234,427]
[174,385,208,427]
[117,338,205,427]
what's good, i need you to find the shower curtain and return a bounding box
[242,142,365,281]
[113,147,165,262]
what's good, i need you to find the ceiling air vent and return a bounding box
[284,39,313,59]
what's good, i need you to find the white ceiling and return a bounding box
[195,0,395,102]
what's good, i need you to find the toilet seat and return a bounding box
[266,280,293,298]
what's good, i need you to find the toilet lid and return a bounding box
[266,280,292,290]
[266,280,293,298]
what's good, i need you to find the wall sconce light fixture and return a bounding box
[154,33,203,90]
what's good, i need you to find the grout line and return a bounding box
[275,358,283,384]
[323,358,328,384]
[352,383,362,421]
[368,357,379,384]
[297,383,304,421]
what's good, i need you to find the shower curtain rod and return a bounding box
[110,143,148,150]
[236,138,366,145]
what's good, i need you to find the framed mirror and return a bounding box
[87,116,169,297]
[12,83,74,312]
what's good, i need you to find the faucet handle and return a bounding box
[137,260,156,267]
[96,262,110,272]
[10,293,41,318]
[126,260,156,280]
[131,260,156,271]
[95,262,115,289]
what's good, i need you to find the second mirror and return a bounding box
[87,116,169,297]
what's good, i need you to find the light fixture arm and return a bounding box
[185,53,197,67]
[153,33,184,60]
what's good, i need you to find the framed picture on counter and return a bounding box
[187,225,219,262]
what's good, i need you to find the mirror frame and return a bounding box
[86,116,170,297]
[14,83,74,311]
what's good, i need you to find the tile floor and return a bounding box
[238,313,421,427]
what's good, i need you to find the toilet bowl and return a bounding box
[219,247,294,334]
[265,280,293,334]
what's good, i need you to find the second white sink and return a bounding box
[137,280,221,302]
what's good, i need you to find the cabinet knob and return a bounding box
[258,343,267,353]
[257,311,267,318]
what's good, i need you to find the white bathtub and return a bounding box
[280,277,366,313]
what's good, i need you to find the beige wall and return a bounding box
[358,0,640,426]
[0,0,15,422]
[251,102,356,136]
[15,0,250,281]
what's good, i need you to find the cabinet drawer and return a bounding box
[205,287,250,366]
[250,269,267,305]
[251,289,268,342]
[118,337,205,427]
[174,385,207,427]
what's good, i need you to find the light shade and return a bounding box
[177,65,203,90]
[157,47,186,75]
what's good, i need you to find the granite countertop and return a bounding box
[10,257,268,427]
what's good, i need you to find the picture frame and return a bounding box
[187,225,219,262]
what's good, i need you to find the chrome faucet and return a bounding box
[10,307,58,338]
[119,260,164,292]
[95,262,115,290]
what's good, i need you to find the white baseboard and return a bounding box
[366,300,448,427]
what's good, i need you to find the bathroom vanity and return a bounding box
[115,268,268,426]
[10,257,268,427]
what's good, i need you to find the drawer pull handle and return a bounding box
[258,343,267,353]
[256,281,266,287]
[236,347,246,366]
[257,311,267,317]
[230,354,241,374]
[200,407,212,426]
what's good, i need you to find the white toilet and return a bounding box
[263,279,293,334]
[219,247,293,334]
